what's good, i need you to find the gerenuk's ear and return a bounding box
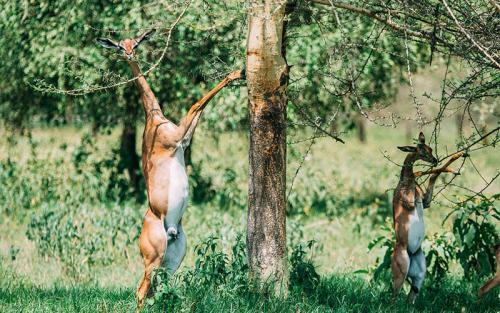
[398,146,417,153]
[96,38,120,50]
[134,29,156,47]
[418,132,426,144]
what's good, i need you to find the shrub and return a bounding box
[446,194,499,278]
[26,202,142,280]
[213,168,247,211]
[148,234,249,309]
[0,133,140,220]
[289,240,321,294]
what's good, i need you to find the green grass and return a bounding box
[1,273,498,312]
[0,285,134,313]
[0,120,498,312]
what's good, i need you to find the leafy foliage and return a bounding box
[213,168,247,211]
[145,234,325,309]
[289,240,321,294]
[446,195,500,278]
[147,234,249,309]
[0,134,142,279]
[367,221,395,283]
[26,201,141,280]
[424,232,455,284]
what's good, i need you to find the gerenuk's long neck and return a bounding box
[127,61,161,114]
[400,153,419,185]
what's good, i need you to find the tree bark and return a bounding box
[119,99,142,201]
[354,113,367,143]
[246,0,289,295]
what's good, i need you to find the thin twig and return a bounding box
[309,0,434,40]
[440,126,500,161]
[403,12,425,129]
[286,129,319,204]
[441,0,500,69]
[36,2,192,96]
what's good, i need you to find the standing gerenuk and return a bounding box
[391,132,463,303]
[97,30,244,307]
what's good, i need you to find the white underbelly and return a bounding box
[407,199,425,254]
[165,148,188,227]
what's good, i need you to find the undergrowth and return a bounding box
[1,236,498,313]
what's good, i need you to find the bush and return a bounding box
[289,240,321,294]
[213,168,247,211]
[446,194,499,278]
[26,202,142,280]
[147,234,248,309]
[0,133,141,220]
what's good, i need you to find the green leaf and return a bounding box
[368,236,385,250]
[478,251,492,275]
[463,226,476,247]
[145,298,155,306]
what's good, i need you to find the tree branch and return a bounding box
[441,0,500,69]
[414,152,465,177]
[36,2,191,96]
[441,126,500,161]
[309,0,434,40]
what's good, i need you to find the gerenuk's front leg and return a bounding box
[422,174,439,208]
[421,152,464,208]
[179,70,244,148]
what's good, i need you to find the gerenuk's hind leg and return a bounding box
[391,243,410,300]
[136,209,167,308]
[164,219,187,274]
[407,248,426,304]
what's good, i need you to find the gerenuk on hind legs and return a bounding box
[391,132,463,303]
[97,30,244,308]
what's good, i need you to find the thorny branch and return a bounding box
[440,126,500,161]
[286,128,320,204]
[309,0,435,40]
[310,0,499,69]
[34,2,192,96]
[301,0,498,207]
[441,0,500,69]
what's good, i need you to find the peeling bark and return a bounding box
[246,0,289,295]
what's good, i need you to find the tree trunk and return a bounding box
[246,0,289,295]
[120,99,142,201]
[354,113,367,143]
[481,124,489,145]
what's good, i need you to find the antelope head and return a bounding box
[97,29,156,60]
[397,132,438,166]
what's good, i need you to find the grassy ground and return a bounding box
[0,120,498,312]
[1,269,499,312]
